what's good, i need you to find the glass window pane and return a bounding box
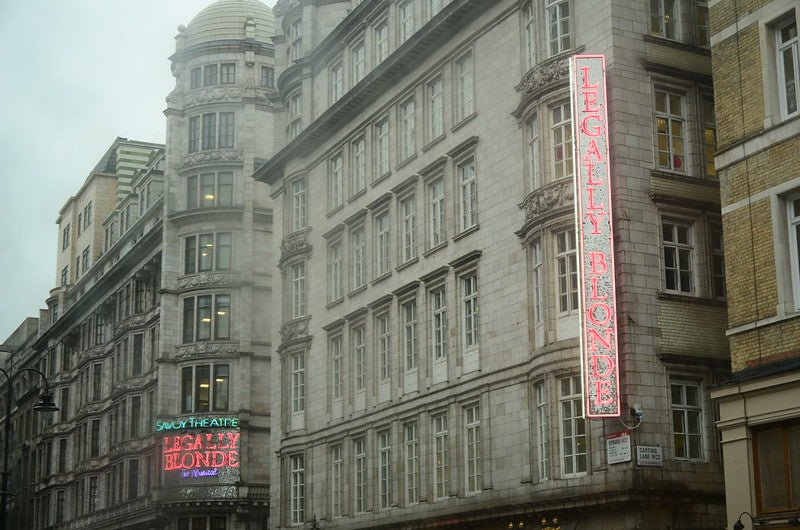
[213,364,230,411]
[195,365,210,411]
[215,295,231,339]
[197,296,212,340]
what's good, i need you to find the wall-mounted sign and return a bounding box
[606,430,631,464]
[570,54,620,417]
[157,416,241,484]
[155,416,238,431]
[636,445,664,467]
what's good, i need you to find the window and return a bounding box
[559,375,587,476]
[375,21,390,63]
[129,396,141,437]
[528,115,541,188]
[292,262,306,318]
[753,422,800,513]
[352,42,366,85]
[377,313,391,381]
[92,363,102,401]
[354,438,367,513]
[405,422,419,504]
[427,76,444,140]
[184,232,232,273]
[400,98,416,160]
[177,517,226,530]
[432,414,448,499]
[218,112,234,148]
[777,17,799,118]
[662,220,693,293]
[186,171,233,209]
[379,431,392,508]
[61,266,68,286]
[190,67,201,89]
[352,136,366,194]
[401,196,416,262]
[56,490,65,523]
[458,157,477,231]
[90,419,101,457]
[403,299,418,370]
[82,247,90,274]
[399,0,415,43]
[330,62,343,103]
[524,1,536,68]
[292,178,307,231]
[261,66,274,87]
[461,274,479,349]
[330,153,344,209]
[546,0,570,55]
[331,335,343,399]
[464,404,481,493]
[291,455,305,525]
[655,89,685,172]
[329,240,343,302]
[62,223,70,250]
[556,229,578,312]
[132,334,143,375]
[352,227,366,290]
[376,119,390,176]
[189,116,200,152]
[375,212,391,276]
[331,445,344,517]
[429,178,445,247]
[291,353,305,413]
[455,52,474,121]
[290,18,303,61]
[696,1,710,47]
[289,92,303,139]
[180,364,230,413]
[709,223,726,299]
[671,381,703,460]
[649,0,678,39]
[203,64,218,86]
[182,294,231,343]
[220,63,235,84]
[788,194,800,308]
[202,113,216,150]
[535,382,548,480]
[431,288,447,359]
[532,239,544,326]
[353,326,366,391]
[702,98,717,177]
[552,103,573,180]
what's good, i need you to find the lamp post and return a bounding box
[0,345,59,530]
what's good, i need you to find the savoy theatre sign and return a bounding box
[570,55,620,417]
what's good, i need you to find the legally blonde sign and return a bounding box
[570,55,620,417]
[157,416,241,483]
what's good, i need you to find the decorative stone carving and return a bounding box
[175,341,239,358]
[516,57,571,96]
[178,272,239,289]
[274,0,301,17]
[279,317,310,342]
[182,149,243,167]
[520,180,574,221]
[115,314,146,334]
[279,230,311,268]
[184,86,244,107]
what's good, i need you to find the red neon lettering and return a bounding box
[587,327,613,351]
[585,162,602,185]
[593,379,614,405]
[589,277,608,301]
[587,302,612,326]
[586,187,604,210]
[588,252,607,275]
[581,115,603,136]
[583,139,604,162]
[585,211,606,234]
[590,354,614,377]
[581,66,599,89]
[583,90,599,112]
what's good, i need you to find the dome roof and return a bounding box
[178,0,274,50]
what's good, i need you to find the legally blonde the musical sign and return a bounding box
[570,55,620,417]
[157,416,241,484]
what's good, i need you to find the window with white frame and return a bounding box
[379,430,392,509]
[377,313,391,381]
[330,152,343,210]
[218,112,234,148]
[190,67,201,89]
[352,226,366,289]
[330,335,343,399]
[331,444,344,517]
[376,119,390,176]
[399,0,415,43]
[405,422,419,504]
[777,16,799,118]
[427,76,444,141]
[289,92,303,139]
[187,171,233,209]
[555,229,578,313]
[534,381,548,480]
[289,18,303,61]
[203,64,218,86]
[429,177,446,247]
[401,196,417,262]
[531,239,544,326]
[291,262,306,319]
[184,232,233,274]
[458,157,477,232]
[292,178,307,232]
[432,414,448,499]
[352,41,366,85]
[455,51,474,122]
[552,103,573,180]
[290,454,305,525]
[559,375,586,476]
[788,193,800,309]
[649,0,679,40]
[220,63,236,84]
[354,437,367,513]
[329,239,343,302]
[376,21,390,63]
[524,1,536,68]
[194,112,234,150]
[376,212,391,276]
[464,403,481,493]
[655,89,685,172]
[400,97,416,161]
[528,115,542,189]
[330,62,343,104]
[352,136,367,194]
[427,0,443,20]
[662,219,693,293]
[180,364,230,413]
[403,299,418,370]
[431,287,447,360]
[670,381,703,460]
[546,0,570,56]
[291,353,305,413]
[182,294,231,343]
[261,65,275,87]
[461,273,479,350]
[353,325,366,391]
[696,1,710,47]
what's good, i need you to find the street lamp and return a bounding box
[0,345,58,530]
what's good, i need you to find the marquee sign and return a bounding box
[157,416,241,482]
[570,54,620,417]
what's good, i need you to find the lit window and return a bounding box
[671,381,703,460]
[649,0,678,40]
[186,172,233,209]
[655,90,685,172]
[184,232,233,274]
[182,294,231,343]
[180,363,230,413]
[559,376,586,476]
[702,98,716,177]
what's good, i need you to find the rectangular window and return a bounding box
[753,422,800,513]
[432,414,448,499]
[427,0,443,19]
[405,422,419,504]
[403,299,418,370]
[330,62,343,103]
[702,98,716,177]
[377,313,391,381]
[552,103,573,180]
[213,364,229,411]
[375,212,391,276]
[291,178,307,233]
[777,17,799,118]
[189,116,200,152]
[458,157,477,231]
[289,93,302,138]
[190,67,201,89]
[431,288,447,359]
[353,326,366,391]
[261,66,274,87]
[61,266,68,286]
[662,220,693,293]
[696,1,710,47]
[291,353,305,413]
[132,333,143,375]
[292,262,306,319]
[401,196,416,262]
[182,294,231,343]
[399,0,415,43]
[455,52,474,121]
[354,438,367,513]
[352,137,366,193]
[203,64,218,86]
[462,274,479,349]
[330,153,343,209]
[181,364,230,413]
[352,227,366,289]
[427,76,444,140]
[429,178,445,247]
[400,98,416,160]
[62,224,70,250]
[291,455,305,524]
[90,418,101,457]
[329,240,343,301]
[202,113,217,150]
[556,229,578,312]
[352,42,366,85]
[525,1,536,68]
[375,21,389,63]
[671,381,703,460]
[220,63,235,84]
[532,239,544,325]
[331,445,344,517]
[560,376,587,476]
[82,247,90,274]
[128,459,139,500]
[464,404,481,493]
[331,336,343,399]
[379,431,392,509]
[184,232,233,273]
[376,119,390,176]
[529,116,541,188]
[650,0,678,39]
[129,396,141,438]
[547,0,571,55]
[218,112,234,148]
[535,382,548,479]
[655,90,685,172]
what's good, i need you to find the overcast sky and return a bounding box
[0,0,276,342]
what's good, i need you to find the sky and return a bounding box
[0,0,276,342]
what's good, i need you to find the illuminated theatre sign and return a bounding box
[570,54,620,417]
[157,416,240,480]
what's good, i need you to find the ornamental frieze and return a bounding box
[279,230,311,268]
[76,402,105,416]
[182,149,243,167]
[279,317,310,343]
[520,180,574,222]
[516,56,571,97]
[175,341,239,359]
[115,314,146,334]
[183,86,244,107]
[78,345,105,362]
[178,271,239,289]
[273,0,301,16]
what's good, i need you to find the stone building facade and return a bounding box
[256,0,729,528]
[709,0,800,528]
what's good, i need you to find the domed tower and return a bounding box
[159,1,276,527]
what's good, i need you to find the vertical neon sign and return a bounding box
[570,55,620,417]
